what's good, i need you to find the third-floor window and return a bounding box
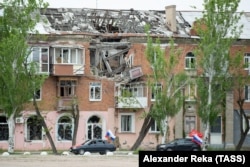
[185,52,195,69]
[54,47,83,65]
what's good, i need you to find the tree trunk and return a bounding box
[72,104,80,146]
[7,114,15,153]
[130,107,154,151]
[33,96,58,154]
[235,104,250,150]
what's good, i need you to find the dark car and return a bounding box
[156,138,201,151]
[70,139,116,155]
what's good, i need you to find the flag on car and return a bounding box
[105,130,116,141]
[189,129,203,145]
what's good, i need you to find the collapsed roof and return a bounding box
[38,7,250,39]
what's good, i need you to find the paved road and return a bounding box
[0,154,138,167]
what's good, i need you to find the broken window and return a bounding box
[185,52,195,69]
[89,82,102,101]
[151,83,162,101]
[57,116,73,141]
[29,47,49,73]
[0,116,8,141]
[26,116,42,141]
[58,80,77,97]
[121,83,146,97]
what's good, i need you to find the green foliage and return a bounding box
[195,0,243,125]
[0,0,48,117]
[145,24,189,133]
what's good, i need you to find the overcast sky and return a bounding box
[43,0,249,11]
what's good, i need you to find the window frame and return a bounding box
[0,116,8,141]
[119,113,135,133]
[149,119,160,133]
[25,115,44,142]
[29,47,49,73]
[56,115,73,141]
[244,53,250,70]
[210,116,222,133]
[151,83,162,101]
[89,82,102,101]
[185,52,196,69]
[185,83,196,101]
[54,47,83,65]
[58,80,77,97]
[244,85,250,102]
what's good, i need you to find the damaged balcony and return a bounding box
[115,82,148,108]
[57,79,77,111]
[50,44,85,76]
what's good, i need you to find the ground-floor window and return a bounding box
[87,115,102,140]
[211,116,221,133]
[57,115,73,141]
[26,116,42,140]
[120,113,135,133]
[150,119,160,133]
[0,116,8,141]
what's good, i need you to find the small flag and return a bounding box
[105,130,116,141]
[192,134,203,145]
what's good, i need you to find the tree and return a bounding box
[0,0,51,153]
[130,25,188,150]
[229,51,250,150]
[194,0,243,149]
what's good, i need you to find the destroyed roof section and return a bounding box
[40,8,177,36]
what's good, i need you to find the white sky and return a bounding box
[43,0,250,12]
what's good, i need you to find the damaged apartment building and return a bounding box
[1,5,250,151]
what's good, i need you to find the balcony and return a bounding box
[52,64,84,76]
[115,82,148,108]
[57,98,74,111]
[116,96,148,108]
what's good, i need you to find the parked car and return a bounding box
[156,138,201,151]
[70,139,116,155]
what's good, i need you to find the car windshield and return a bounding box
[81,140,91,145]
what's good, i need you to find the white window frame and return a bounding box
[119,113,135,133]
[56,115,74,141]
[54,48,83,65]
[244,85,250,102]
[29,47,49,73]
[121,83,145,97]
[185,52,195,69]
[89,82,102,101]
[151,83,162,101]
[244,53,250,70]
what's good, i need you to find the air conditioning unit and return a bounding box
[15,117,24,124]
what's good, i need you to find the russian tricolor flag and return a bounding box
[105,130,116,141]
[193,134,203,145]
